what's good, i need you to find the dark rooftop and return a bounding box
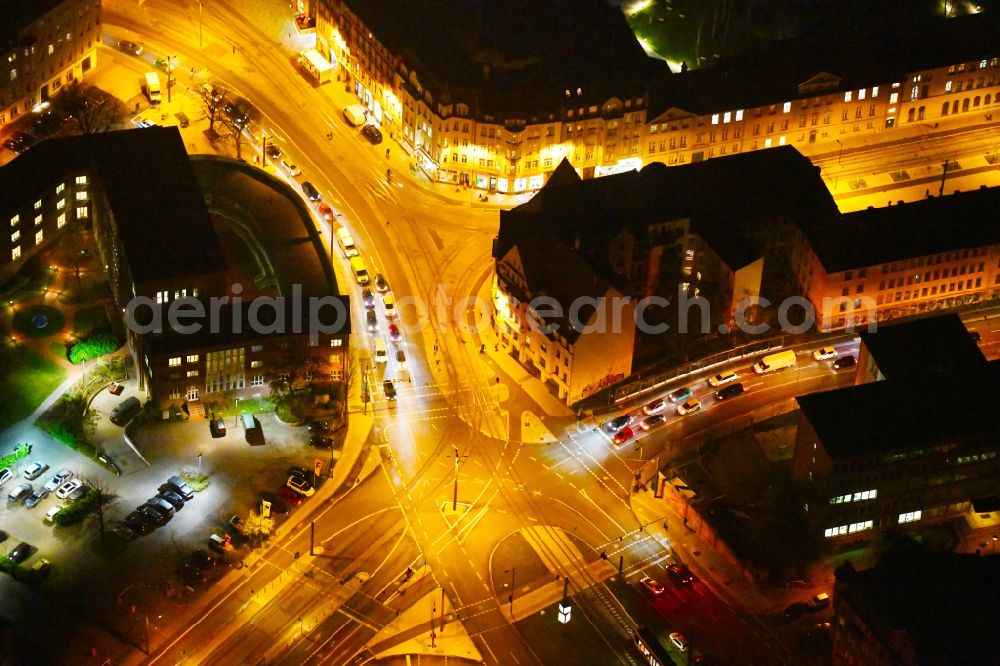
[835,538,1000,665]
[804,186,1000,273]
[2,0,65,47]
[0,128,224,284]
[498,147,834,276]
[797,315,998,460]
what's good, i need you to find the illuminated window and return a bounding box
[35,230,43,245]
[34,200,41,210]
[168,357,181,367]
[898,510,922,524]
[251,344,263,352]
[852,489,877,502]
[711,114,719,124]
[75,207,88,219]
[945,81,953,92]
[186,370,199,378]
[11,246,21,261]
[56,199,65,210]
[872,86,879,97]
[251,375,264,387]
[34,214,41,226]
[782,101,791,113]
[186,354,199,363]
[764,137,773,148]
[75,191,87,201]
[779,135,786,145]
[11,230,20,242]
[250,360,262,368]
[56,183,65,194]
[858,89,866,100]
[9,214,18,227]
[330,338,344,347]
[844,91,852,103]
[75,175,88,185]
[723,111,731,123]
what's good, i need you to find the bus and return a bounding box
[753,349,797,374]
[634,627,672,666]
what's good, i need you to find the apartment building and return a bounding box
[791,186,1000,330]
[1,0,101,129]
[494,233,635,405]
[793,315,1000,548]
[0,127,351,406]
[313,1,1000,192]
[831,538,1000,665]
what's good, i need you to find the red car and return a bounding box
[388,323,402,342]
[612,426,634,446]
[318,203,335,223]
[667,562,695,585]
[278,486,303,507]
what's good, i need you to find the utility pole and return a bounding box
[939,159,951,196]
[505,567,516,618]
[310,520,315,556]
[451,445,459,511]
[165,56,175,103]
[261,134,269,167]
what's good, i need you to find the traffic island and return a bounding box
[363,587,482,663]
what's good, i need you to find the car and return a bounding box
[281,159,301,176]
[8,542,32,564]
[383,293,397,318]
[708,371,739,387]
[639,414,665,430]
[166,475,195,500]
[278,485,304,506]
[383,379,397,401]
[301,181,321,201]
[182,561,208,585]
[44,469,72,492]
[31,558,51,577]
[806,622,832,638]
[24,488,49,508]
[362,288,376,309]
[287,465,309,479]
[187,549,217,570]
[259,492,290,514]
[0,468,12,488]
[139,505,169,526]
[222,102,248,126]
[361,123,383,144]
[158,490,186,511]
[640,576,665,596]
[134,118,158,128]
[124,512,153,535]
[111,523,136,541]
[970,330,982,343]
[808,592,831,610]
[67,484,88,501]
[307,420,330,433]
[388,323,402,342]
[117,40,143,55]
[643,399,667,416]
[669,386,693,403]
[833,355,857,370]
[287,475,315,497]
[677,398,701,416]
[784,601,810,618]
[23,462,48,480]
[375,274,390,292]
[715,382,745,400]
[210,417,227,437]
[366,309,378,332]
[31,111,64,137]
[318,203,335,223]
[3,132,35,153]
[603,415,632,433]
[0,531,7,543]
[44,506,62,524]
[612,426,634,446]
[265,143,281,160]
[813,346,838,361]
[669,632,689,652]
[8,483,33,503]
[667,562,694,585]
[310,435,334,448]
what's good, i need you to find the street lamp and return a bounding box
[261,134,270,167]
[234,397,240,427]
[452,445,459,511]
[504,567,516,618]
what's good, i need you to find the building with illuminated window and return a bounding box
[312,1,1000,192]
[793,315,1000,547]
[831,538,1000,666]
[0,127,350,408]
[1,0,101,130]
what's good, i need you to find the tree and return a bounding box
[81,477,118,542]
[54,82,127,135]
[237,510,275,548]
[69,334,119,364]
[200,84,227,134]
[217,98,255,160]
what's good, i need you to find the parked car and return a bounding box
[117,40,143,55]
[307,420,330,433]
[67,484,88,501]
[44,506,62,524]
[388,323,402,342]
[383,379,397,401]
[669,632,689,652]
[677,398,702,416]
[158,490,186,511]
[187,549,217,570]
[318,203,335,223]
[612,426,634,446]
[111,523,136,541]
[139,505,169,527]
[640,576,665,596]
[603,415,632,433]
[708,371,739,387]
[366,309,378,332]
[784,601,810,618]
[265,143,281,160]
[210,417,227,437]
[301,181,321,201]
[310,435,334,448]
[110,396,141,425]
[669,386,693,403]
[31,558,51,577]
[383,293,397,318]
[0,468,12,488]
[23,462,48,480]
[643,399,667,415]
[166,475,195,500]
[970,330,982,343]
[281,159,301,176]
[375,274,390,292]
[287,465,309,479]
[8,483,33,504]
[833,355,857,370]
[362,288,376,309]
[125,512,154,535]
[813,346,837,361]
[639,414,665,430]
[361,123,383,144]
[24,488,50,508]
[8,542,32,564]
[715,382,745,400]
[287,475,315,497]
[43,469,72,492]
[808,592,831,610]
[278,486,304,507]
[667,562,694,585]
[143,497,176,518]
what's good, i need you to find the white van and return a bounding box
[349,255,370,285]
[373,337,388,364]
[336,226,359,257]
[343,104,367,127]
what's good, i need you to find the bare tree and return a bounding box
[200,84,227,134]
[237,510,275,548]
[83,476,119,543]
[217,98,255,160]
[54,82,127,135]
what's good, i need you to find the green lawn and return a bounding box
[0,337,67,432]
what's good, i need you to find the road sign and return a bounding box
[261,500,271,518]
[558,601,572,624]
[314,459,323,476]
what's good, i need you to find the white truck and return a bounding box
[343,104,367,127]
[145,72,161,105]
[335,226,359,257]
[298,49,333,84]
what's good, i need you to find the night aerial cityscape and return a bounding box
[1,0,1000,664]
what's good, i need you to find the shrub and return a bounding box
[0,441,32,469]
[69,335,119,364]
[53,488,100,526]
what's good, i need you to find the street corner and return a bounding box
[518,411,558,444]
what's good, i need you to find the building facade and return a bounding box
[311,1,1000,192]
[1,0,101,130]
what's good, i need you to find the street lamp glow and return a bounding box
[626,0,652,16]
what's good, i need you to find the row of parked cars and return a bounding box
[2,463,84,513]
[115,476,195,540]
